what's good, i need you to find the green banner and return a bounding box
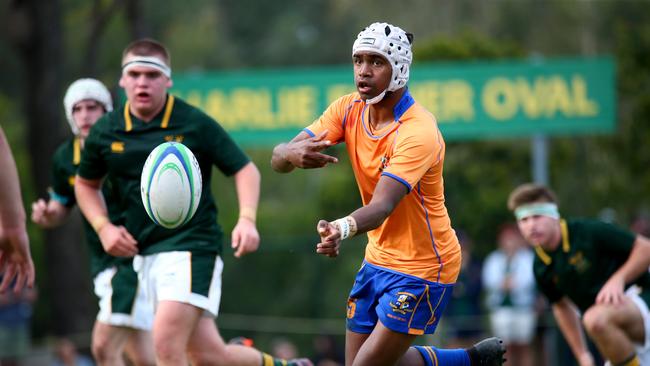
[171,57,615,144]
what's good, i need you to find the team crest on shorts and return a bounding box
[390,292,416,315]
[347,298,357,319]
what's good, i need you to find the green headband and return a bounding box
[514,202,560,221]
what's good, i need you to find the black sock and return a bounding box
[466,345,480,366]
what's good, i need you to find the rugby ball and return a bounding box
[140,142,202,229]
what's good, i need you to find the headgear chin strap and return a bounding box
[122,56,171,78]
[365,90,387,105]
[352,22,413,104]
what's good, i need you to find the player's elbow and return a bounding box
[75,175,102,189]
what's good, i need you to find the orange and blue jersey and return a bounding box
[304,89,461,284]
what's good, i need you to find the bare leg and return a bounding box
[349,321,417,366]
[92,321,129,366]
[582,297,645,364]
[123,329,155,366]
[152,300,202,366]
[345,330,370,366]
[187,316,261,366]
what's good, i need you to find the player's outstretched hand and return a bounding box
[231,217,260,258]
[286,131,338,169]
[98,224,138,257]
[0,226,35,293]
[316,220,340,258]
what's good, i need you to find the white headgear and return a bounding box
[63,78,113,135]
[352,22,413,104]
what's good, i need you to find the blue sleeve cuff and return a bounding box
[48,189,72,206]
[303,128,316,137]
[381,172,412,192]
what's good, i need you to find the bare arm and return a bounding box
[316,175,408,257]
[230,162,261,258]
[74,175,138,257]
[271,130,338,173]
[597,234,650,305]
[0,128,34,292]
[552,298,595,366]
[349,176,408,233]
[0,129,26,229]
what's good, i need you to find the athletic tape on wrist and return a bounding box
[91,216,109,233]
[332,216,357,240]
[239,207,257,223]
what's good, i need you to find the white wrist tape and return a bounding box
[332,216,357,240]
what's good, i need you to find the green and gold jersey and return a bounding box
[533,218,650,313]
[78,95,249,255]
[50,137,124,276]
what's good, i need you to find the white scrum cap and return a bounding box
[352,22,413,103]
[63,78,113,135]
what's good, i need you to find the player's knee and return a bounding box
[153,338,185,364]
[582,306,610,335]
[92,338,117,363]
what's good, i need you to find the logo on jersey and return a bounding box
[111,141,125,153]
[390,292,416,315]
[164,134,184,143]
[569,251,590,273]
[379,155,390,171]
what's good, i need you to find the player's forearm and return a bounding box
[347,175,406,235]
[271,143,296,173]
[234,162,260,222]
[349,200,395,235]
[74,176,108,223]
[553,300,591,361]
[0,129,26,228]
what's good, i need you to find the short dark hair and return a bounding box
[507,183,558,211]
[122,38,171,67]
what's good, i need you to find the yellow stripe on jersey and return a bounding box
[161,95,175,128]
[561,219,571,252]
[124,95,175,132]
[73,137,81,165]
[535,219,570,265]
[124,102,132,132]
